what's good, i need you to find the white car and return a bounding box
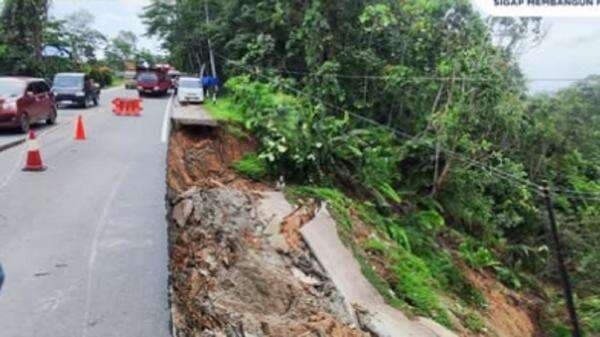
[177,77,204,104]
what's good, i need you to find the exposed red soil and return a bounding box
[281,205,317,250]
[338,201,544,337]
[167,126,268,193]
[462,267,543,337]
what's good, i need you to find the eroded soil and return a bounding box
[167,126,266,193]
[167,126,366,337]
[166,124,544,337]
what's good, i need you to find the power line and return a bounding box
[217,54,600,201]
[218,53,542,191]
[258,67,595,83]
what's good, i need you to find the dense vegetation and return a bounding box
[0,0,160,84]
[143,1,600,335]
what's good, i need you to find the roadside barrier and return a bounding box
[74,115,86,140]
[112,98,143,117]
[23,131,46,171]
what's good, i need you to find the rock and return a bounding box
[255,191,294,236]
[268,234,289,253]
[173,198,194,227]
[173,186,200,204]
[291,267,321,286]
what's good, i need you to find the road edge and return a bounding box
[0,138,25,153]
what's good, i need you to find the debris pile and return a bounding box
[168,188,367,337]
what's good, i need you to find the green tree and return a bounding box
[0,0,49,74]
[105,30,138,70]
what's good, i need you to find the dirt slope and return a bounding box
[166,125,544,337]
[167,126,366,337]
[167,126,264,193]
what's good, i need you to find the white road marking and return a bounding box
[82,165,130,337]
[0,150,26,192]
[160,93,174,143]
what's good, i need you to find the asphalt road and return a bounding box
[0,87,171,337]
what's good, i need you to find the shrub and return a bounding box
[89,66,113,87]
[226,76,403,207]
[459,240,500,269]
[232,153,267,181]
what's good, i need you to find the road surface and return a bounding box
[0,87,171,337]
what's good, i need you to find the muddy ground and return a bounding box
[167,126,367,337]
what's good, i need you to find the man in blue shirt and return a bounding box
[202,75,220,103]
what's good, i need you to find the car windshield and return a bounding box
[180,79,202,89]
[53,75,83,88]
[0,79,25,97]
[138,72,158,82]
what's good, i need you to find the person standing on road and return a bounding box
[202,75,219,103]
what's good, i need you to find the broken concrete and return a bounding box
[171,102,219,128]
[169,189,365,337]
[301,206,459,337]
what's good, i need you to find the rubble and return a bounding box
[168,188,367,337]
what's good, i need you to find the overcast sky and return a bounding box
[50,0,161,52]
[49,1,598,93]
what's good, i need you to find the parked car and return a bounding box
[177,77,204,104]
[0,77,57,133]
[124,70,137,89]
[52,73,100,108]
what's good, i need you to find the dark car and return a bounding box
[0,77,57,133]
[52,73,100,108]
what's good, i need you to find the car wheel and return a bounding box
[46,107,57,125]
[18,114,30,134]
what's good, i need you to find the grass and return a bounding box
[204,97,245,123]
[232,153,267,180]
[355,251,409,311]
[286,185,454,327]
[463,310,487,333]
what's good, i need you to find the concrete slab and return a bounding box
[256,191,295,235]
[255,191,295,251]
[301,206,458,337]
[171,103,218,127]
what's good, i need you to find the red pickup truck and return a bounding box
[136,65,172,96]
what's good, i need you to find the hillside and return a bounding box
[147,1,600,336]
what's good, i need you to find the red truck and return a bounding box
[136,64,172,96]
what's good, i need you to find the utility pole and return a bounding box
[204,0,217,79]
[204,0,218,103]
[542,186,582,337]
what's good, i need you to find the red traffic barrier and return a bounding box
[23,131,46,171]
[112,98,142,117]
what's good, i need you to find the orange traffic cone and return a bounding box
[75,115,86,140]
[23,131,46,171]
